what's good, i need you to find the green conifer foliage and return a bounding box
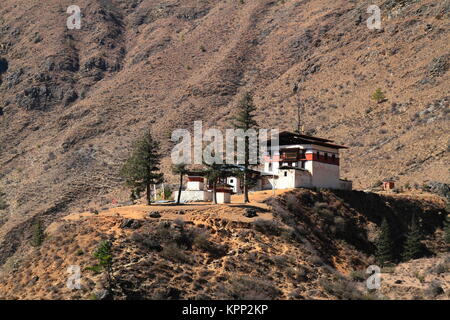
[120,131,164,205]
[375,218,395,265]
[402,215,425,261]
[233,92,259,203]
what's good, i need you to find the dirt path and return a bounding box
[62,189,295,223]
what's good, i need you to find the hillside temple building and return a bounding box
[174,131,352,203]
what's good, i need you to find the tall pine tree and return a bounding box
[402,214,425,261]
[233,92,259,203]
[375,218,395,265]
[120,131,164,205]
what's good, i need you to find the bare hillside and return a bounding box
[0,0,449,281]
[0,189,447,300]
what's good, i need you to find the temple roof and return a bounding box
[267,131,348,149]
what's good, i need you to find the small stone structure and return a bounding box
[215,186,232,204]
[173,174,212,203]
[383,180,395,191]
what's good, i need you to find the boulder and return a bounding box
[94,289,112,300]
[243,208,258,218]
[120,219,141,229]
[148,211,161,218]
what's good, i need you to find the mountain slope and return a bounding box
[0,0,449,266]
[0,189,447,300]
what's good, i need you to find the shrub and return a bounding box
[151,287,181,300]
[174,224,202,250]
[193,234,227,258]
[429,262,449,275]
[319,278,373,300]
[288,288,304,299]
[443,253,450,263]
[371,88,386,103]
[131,231,163,251]
[0,189,8,210]
[252,219,282,236]
[225,276,281,300]
[299,192,315,207]
[381,265,396,274]
[306,254,325,266]
[424,280,444,298]
[155,222,173,242]
[350,270,366,282]
[372,180,383,188]
[280,226,298,241]
[270,255,288,267]
[286,267,308,282]
[314,202,335,222]
[160,243,191,264]
[332,216,347,235]
[414,272,425,283]
[314,202,329,210]
[444,215,450,244]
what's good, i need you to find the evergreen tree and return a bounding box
[375,218,395,265]
[0,189,8,210]
[31,220,45,247]
[0,57,8,74]
[371,88,386,103]
[0,57,8,83]
[233,92,259,203]
[172,163,189,205]
[443,214,450,245]
[120,131,164,205]
[88,240,114,289]
[402,215,425,261]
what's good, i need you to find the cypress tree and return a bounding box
[402,215,425,261]
[375,218,395,265]
[120,130,164,205]
[233,92,259,203]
